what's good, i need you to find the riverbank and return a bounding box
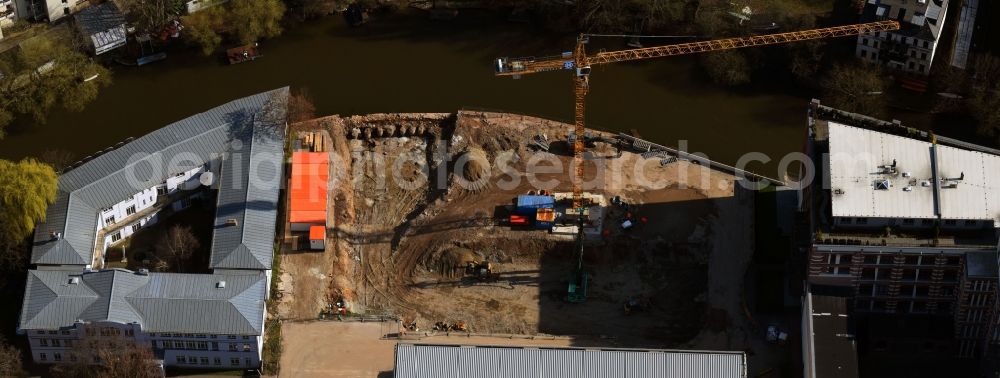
[0,9,812,176]
[2,6,974,178]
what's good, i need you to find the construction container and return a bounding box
[515,195,554,215]
[290,152,329,231]
[309,226,325,250]
[535,208,556,230]
[509,215,529,226]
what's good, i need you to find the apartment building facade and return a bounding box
[855,0,950,75]
[22,270,268,369]
[802,101,1000,358]
[19,0,85,22]
[18,88,289,370]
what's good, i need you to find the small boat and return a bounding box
[137,52,167,66]
[226,43,261,65]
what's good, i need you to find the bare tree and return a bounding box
[155,225,199,272]
[288,88,317,124]
[821,62,888,118]
[968,54,1000,145]
[49,329,160,378]
[118,0,181,35]
[0,337,24,378]
[40,149,77,172]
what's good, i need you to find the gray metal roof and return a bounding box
[30,88,288,266]
[394,344,747,378]
[209,101,286,270]
[74,2,126,36]
[19,269,266,334]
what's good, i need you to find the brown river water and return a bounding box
[0,10,826,177]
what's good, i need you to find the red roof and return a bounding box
[290,152,330,226]
[290,210,326,224]
[309,226,325,240]
[292,152,329,165]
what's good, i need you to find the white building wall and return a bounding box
[94,166,207,249]
[166,166,208,192]
[41,0,79,22]
[156,333,261,369]
[854,0,950,75]
[26,323,262,369]
[0,0,17,26]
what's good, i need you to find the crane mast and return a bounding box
[495,20,899,211]
[494,19,900,303]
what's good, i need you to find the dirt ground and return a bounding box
[280,321,591,378]
[276,111,767,367]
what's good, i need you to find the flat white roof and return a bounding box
[937,144,1000,223]
[828,122,936,220]
[826,122,1000,227]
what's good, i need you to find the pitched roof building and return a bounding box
[73,1,127,55]
[19,88,289,370]
[394,343,748,378]
[855,0,951,75]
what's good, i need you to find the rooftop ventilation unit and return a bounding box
[137,269,149,276]
[226,218,239,227]
[903,172,912,178]
[903,186,913,192]
[834,188,845,195]
[875,180,892,190]
[216,281,226,289]
[68,277,80,285]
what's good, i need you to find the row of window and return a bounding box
[110,223,143,242]
[38,338,72,348]
[38,352,77,362]
[35,330,71,335]
[152,333,251,340]
[176,356,254,367]
[84,327,134,337]
[839,217,978,227]
[856,299,953,314]
[861,33,932,49]
[159,340,253,352]
[820,253,961,266]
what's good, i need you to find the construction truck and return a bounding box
[465,261,499,282]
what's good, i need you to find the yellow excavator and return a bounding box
[465,260,499,282]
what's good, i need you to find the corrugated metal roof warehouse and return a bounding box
[394,343,747,378]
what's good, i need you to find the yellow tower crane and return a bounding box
[495,20,899,210]
[494,20,899,303]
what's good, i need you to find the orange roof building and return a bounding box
[290,152,329,231]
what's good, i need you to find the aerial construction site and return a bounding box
[277,110,753,349]
[275,19,900,350]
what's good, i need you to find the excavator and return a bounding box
[465,260,499,282]
[496,19,900,303]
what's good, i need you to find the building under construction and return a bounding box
[800,100,1000,374]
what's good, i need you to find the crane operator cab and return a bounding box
[495,57,524,74]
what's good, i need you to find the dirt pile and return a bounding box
[424,246,479,279]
